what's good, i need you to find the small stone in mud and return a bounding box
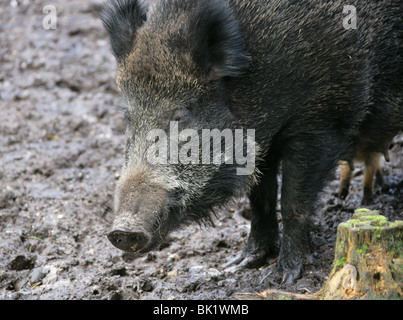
[30,267,46,283]
[168,253,180,262]
[206,268,221,279]
[167,269,178,277]
[188,265,204,277]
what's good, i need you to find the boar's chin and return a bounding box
[141,205,215,253]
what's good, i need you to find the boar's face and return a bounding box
[101,0,255,252]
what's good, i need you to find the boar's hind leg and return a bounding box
[223,153,280,269]
[338,161,352,200]
[272,136,341,285]
[361,152,383,205]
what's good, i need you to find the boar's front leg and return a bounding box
[268,135,341,284]
[224,152,280,269]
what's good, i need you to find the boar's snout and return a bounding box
[107,228,150,252]
[109,165,171,252]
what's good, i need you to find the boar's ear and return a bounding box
[100,0,148,61]
[190,0,250,81]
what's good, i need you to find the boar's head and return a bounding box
[101,0,257,252]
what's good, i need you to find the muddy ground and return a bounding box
[0,0,402,300]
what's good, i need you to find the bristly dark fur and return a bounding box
[99,0,148,61]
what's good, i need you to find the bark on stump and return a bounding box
[320,209,403,300]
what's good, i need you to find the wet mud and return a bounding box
[0,0,402,300]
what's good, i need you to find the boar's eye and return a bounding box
[171,108,191,125]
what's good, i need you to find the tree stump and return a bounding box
[320,209,403,300]
[236,209,402,300]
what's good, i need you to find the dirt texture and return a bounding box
[1,0,402,300]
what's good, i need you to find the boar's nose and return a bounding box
[107,228,149,252]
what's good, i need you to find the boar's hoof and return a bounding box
[223,249,272,270]
[338,188,349,200]
[108,228,149,252]
[261,262,302,286]
[361,195,373,206]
